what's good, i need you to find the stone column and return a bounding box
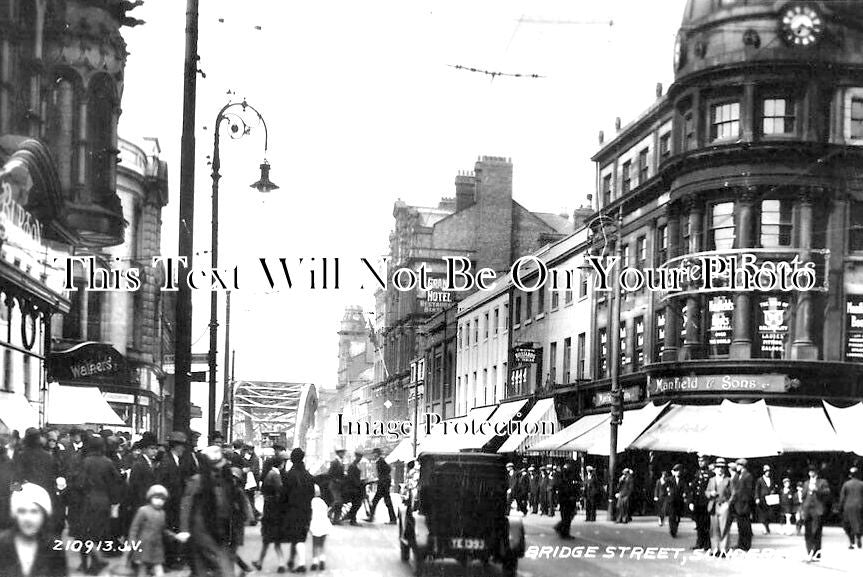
[680,196,703,360]
[0,39,9,133]
[741,83,756,142]
[662,202,682,361]
[792,187,819,359]
[75,98,89,202]
[730,186,757,358]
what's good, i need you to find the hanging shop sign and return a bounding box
[595,385,641,407]
[48,342,127,381]
[513,345,538,364]
[647,373,789,396]
[758,297,789,356]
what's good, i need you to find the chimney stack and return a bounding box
[656,82,663,97]
[573,205,594,229]
[455,171,476,212]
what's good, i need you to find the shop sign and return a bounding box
[0,166,43,246]
[846,298,863,360]
[595,386,641,407]
[137,396,150,407]
[103,392,134,404]
[708,295,733,348]
[418,275,453,314]
[758,297,789,356]
[513,346,537,364]
[647,373,789,396]
[48,342,127,381]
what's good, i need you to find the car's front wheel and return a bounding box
[399,522,410,562]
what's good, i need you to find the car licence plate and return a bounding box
[450,537,485,550]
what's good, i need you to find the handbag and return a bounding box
[765,493,780,506]
[245,470,258,491]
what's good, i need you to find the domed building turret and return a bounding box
[584,0,863,464]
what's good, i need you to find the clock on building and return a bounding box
[781,3,823,46]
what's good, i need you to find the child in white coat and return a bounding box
[309,484,332,570]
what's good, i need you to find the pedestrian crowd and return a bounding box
[0,426,329,577]
[321,447,396,527]
[526,453,863,563]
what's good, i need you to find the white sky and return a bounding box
[117,0,686,418]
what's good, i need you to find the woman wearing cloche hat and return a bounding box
[0,482,67,577]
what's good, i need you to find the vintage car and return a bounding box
[397,452,525,576]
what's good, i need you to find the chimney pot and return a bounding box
[598,130,605,144]
[656,82,663,97]
[615,117,621,131]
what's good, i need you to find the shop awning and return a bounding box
[498,398,557,454]
[767,405,840,453]
[459,399,528,450]
[0,392,40,435]
[419,405,497,453]
[46,383,125,426]
[823,402,863,456]
[629,400,830,457]
[386,435,420,464]
[530,412,609,452]
[557,402,669,456]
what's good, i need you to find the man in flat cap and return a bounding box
[667,464,686,538]
[729,458,754,551]
[706,458,732,557]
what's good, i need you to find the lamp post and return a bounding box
[208,99,279,440]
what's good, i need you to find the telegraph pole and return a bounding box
[173,0,199,433]
[607,206,623,518]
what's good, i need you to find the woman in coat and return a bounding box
[70,435,123,574]
[254,452,288,571]
[280,448,315,573]
[0,482,67,577]
[654,471,669,527]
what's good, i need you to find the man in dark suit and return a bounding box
[839,467,863,549]
[667,464,686,537]
[506,463,517,512]
[686,454,712,551]
[801,465,831,560]
[366,448,396,524]
[729,458,754,551]
[157,431,191,569]
[122,432,159,533]
[615,468,634,524]
[555,460,579,539]
[583,465,600,522]
[326,448,346,524]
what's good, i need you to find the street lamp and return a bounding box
[208,99,278,440]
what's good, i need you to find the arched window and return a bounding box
[44,74,77,195]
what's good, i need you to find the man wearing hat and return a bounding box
[506,462,517,512]
[729,458,754,551]
[366,448,397,524]
[839,467,863,549]
[538,466,550,515]
[686,454,712,550]
[555,460,580,539]
[801,464,831,560]
[755,464,779,535]
[667,464,686,538]
[158,431,190,569]
[179,445,237,577]
[124,432,159,534]
[343,448,365,525]
[614,468,634,524]
[281,448,316,572]
[706,458,732,556]
[528,466,541,515]
[583,465,600,522]
[326,448,347,524]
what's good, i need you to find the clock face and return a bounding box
[781,4,823,46]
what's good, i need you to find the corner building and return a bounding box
[589,1,863,470]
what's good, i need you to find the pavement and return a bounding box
[71,496,857,577]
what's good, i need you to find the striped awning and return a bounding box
[498,398,558,454]
[824,401,863,456]
[459,399,528,450]
[419,405,497,453]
